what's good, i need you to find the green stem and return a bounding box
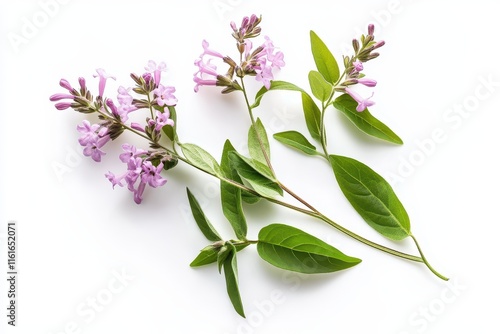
[236,78,423,264]
[103,95,428,269]
[239,78,276,177]
[319,102,329,157]
[410,235,449,281]
[146,91,155,119]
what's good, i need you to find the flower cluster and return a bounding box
[50,60,178,203]
[105,144,169,204]
[193,14,285,93]
[338,24,385,111]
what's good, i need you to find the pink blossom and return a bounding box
[93,68,116,97]
[119,144,147,163]
[77,120,99,146]
[154,110,174,131]
[193,58,219,92]
[201,40,224,58]
[153,84,178,107]
[353,61,363,72]
[270,51,285,69]
[357,78,377,87]
[345,87,375,112]
[145,60,167,86]
[255,65,274,89]
[83,135,110,162]
[141,161,167,188]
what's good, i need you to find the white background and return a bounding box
[1,0,499,333]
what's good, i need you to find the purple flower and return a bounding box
[357,77,377,87]
[270,51,285,69]
[353,61,363,72]
[345,87,375,112]
[201,40,224,58]
[93,68,116,97]
[83,135,110,162]
[145,60,167,87]
[141,161,167,188]
[76,120,111,162]
[117,86,133,104]
[106,148,168,204]
[153,84,178,106]
[193,58,219,92]
[154,110,175,131]
[105,171,123,189]
[77,120,99,146]
[255,65,274,89]
[119,144,147,163]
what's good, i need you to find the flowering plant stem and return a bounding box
[238,77,430,265]
[51,14,449,317]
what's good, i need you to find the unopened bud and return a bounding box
[368,24,375,36]
[373,40,385,50]
[352,39,360,53]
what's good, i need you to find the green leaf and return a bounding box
[257,224,361,274]
[329,155,411,240]
[220,140,248,239]
[162,106,177,142]
[220,182,247,239]
[223,245,245,317]
[301,92,322,142]
[186,188,222,242]
[190,245,219,267]
[248,118,271,167]
[220,139,260,205]
[273,131,319,156]
[310,30,340,84]
[252,80,305,109]
[332,94,403,145]
[180,143,223,177]
[308,70,333,102]
[190,243,249,267]
[229,152,283,198]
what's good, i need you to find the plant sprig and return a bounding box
[50,14,448,317]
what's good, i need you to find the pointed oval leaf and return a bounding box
[329,155,411,240]
[273,131,319,156]
[223,245,245,317]
[180,143,223,177]
[228,152,282,198]
[301,92,322,142]
[220,140,247,239]
[257,224,361,274]
[310,30,340,84]
[190,245,219,267]
[248,118,271,167]
[308,70,333,102]
[186,188,222,242]
[220,140,260,204]
[220,183,247,239]
[332,94,403,144]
